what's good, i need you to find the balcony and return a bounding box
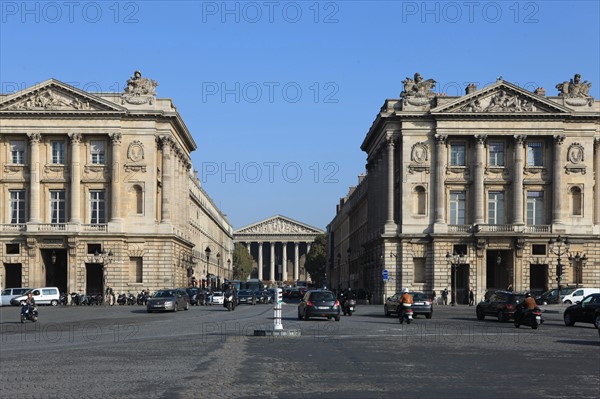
[0,224,26,232]
[38,223,67,231]
[477,224,514,233]
[82,224,108,232]
[523,225,551,233]
[448,225,472,233]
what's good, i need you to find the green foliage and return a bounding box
[232,243,254,281]
[304,234,327,285]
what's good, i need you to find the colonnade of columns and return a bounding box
[244,241,313,283]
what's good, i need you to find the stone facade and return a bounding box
[0,73,233,295]
[234,215,324,285]
[328,74,600,304]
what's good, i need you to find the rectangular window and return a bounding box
[526,191,544,225]
[51,141,65,164]
[413,257,426,284]
[50,190,66,223]
[10,190,26,223]
[130,257,143,283]
[90,190,106,224]
[90,140,105,165]
[489,142,504,166]
[449,190,466,224]
[527,142,543,166]
[450,143,466,166]
[532,244,546,256]
[10,140,26,164]
[488,191,505,225]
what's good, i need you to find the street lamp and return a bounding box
[347,247,351,289]
[549,236,570,302]
[568,252,587,289]
[205,246,211,289]
[446,251,467,306]
[227,259,231,280]
[216,253,221,289]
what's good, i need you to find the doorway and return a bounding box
[4,263,22,287]
[43,249,67,293]
[86,263,103,295]
[486,250,512,291]
[529,264,548,295]
[451,264,470,304]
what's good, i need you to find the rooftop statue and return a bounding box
[555,74,593,106]
[122,70,158,105]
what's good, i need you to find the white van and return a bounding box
[562,288,600,304]
[10,287,60,306]
[1,287,31,306]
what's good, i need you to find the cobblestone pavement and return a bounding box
[1,303,598,398]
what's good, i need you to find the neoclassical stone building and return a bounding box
[234,215,324,284]
[0,72,233,295]
[329,74,600,304]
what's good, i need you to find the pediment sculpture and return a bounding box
[6,89,93,111]
[240,218,318,234]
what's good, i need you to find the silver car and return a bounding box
[146,289,190,313]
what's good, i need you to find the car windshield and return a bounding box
[239,290,252,295]
[212,292,223,297]
[411,292,428,301]
[310,292,335,301]
[153,291,175,298]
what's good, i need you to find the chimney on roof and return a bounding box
[534,87,546,97]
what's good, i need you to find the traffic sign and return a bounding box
[382,269,389,281]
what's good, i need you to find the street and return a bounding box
[1,301,599,398]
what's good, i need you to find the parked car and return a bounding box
[11,287,60,306]
[535,287,576,305]
[146,289,189,312]
[237,290,257,305]
[186,288,200,305]
[562,288,600,304]
[297,290,340,321]
[210,291,224,305]
[476,291,527,322]
[563,293,600,328]
[1,287,31,306]
[384,291,433,318]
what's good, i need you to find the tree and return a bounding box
[232,243,254,281]
[304,234,327,286]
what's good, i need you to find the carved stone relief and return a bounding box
[565,142,586,174]
[122,71,158,105]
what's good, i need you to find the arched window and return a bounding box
[571,186,582,216]
[414,186,426,215]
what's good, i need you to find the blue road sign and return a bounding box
[382,269,389,281]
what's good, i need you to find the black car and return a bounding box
[186,288,200,306]
[237,290,257,305]
[298,290,340,321]
[535,287,576,305]
[476,291,526,322]
[384,292,433,318]
[563,293,600,328]
[253,290,271,304]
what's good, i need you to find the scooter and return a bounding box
[514,307,543,329]
[20,303,38,323]
[117,293,127,306]
[224,294,236,311]
[342,298,357,316]
[399,304,413,324]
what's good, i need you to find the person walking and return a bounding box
[442,288,448,305]
[431,290,437,305]
[469,289,474,306]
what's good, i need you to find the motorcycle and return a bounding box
[514,306,543,329]
[20,303,38,323]
[342,298,357,316]
[137,292,148,306]
[127,294,136,306]
[70,292,81,306]
[59,292,69,306]
[117,293,127,306]
[224,294,236,311]
[399,304,413,324]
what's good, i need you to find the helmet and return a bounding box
[402,288,409,294]
[525,292,531,298]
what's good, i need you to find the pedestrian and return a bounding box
[431,290,437,305]
[442,288,448,305]
[469,289,474,306]
[507,284,513,292]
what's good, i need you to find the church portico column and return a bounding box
[474,135,486,225]
[595,138,600,225]
[306,243,312,255]
[294,242,299,282]
[513,135,526,225]
[27,133,41,223]
[109,132,122,223]
[258,242,263,281]
[270,242,275,282]
[282,241,288,282]
[434,134,447,224]
[552,135,566,225]
[68,133,82,224]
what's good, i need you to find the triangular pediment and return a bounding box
[235,215,324,235]
[0,79,127,113]
[431,80,572,115]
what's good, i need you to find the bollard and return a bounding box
[273,288,283,331]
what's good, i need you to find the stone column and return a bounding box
[27,133,42,223]
[246,242,251,254]
[434,134,448,224]
[282,242,288,282]
[513,135,526,225]
[595,138,600,225]
[68,133,82,224]
[258,242,263,281]
[306,242,312,255]
[385,136,396,232]
[474,135,486,225]
[109,133,122,223]
[270,242,275,282]
[294,242,299,282]
[552,135,566,225]
[159,136,171,223]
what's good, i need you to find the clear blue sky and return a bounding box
[2,1,599,230]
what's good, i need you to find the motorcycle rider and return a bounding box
[399,288,413,321]
[224,284,237,310]
[515,292,537,323]
[21,292,36,318]
[343,288,357,314]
